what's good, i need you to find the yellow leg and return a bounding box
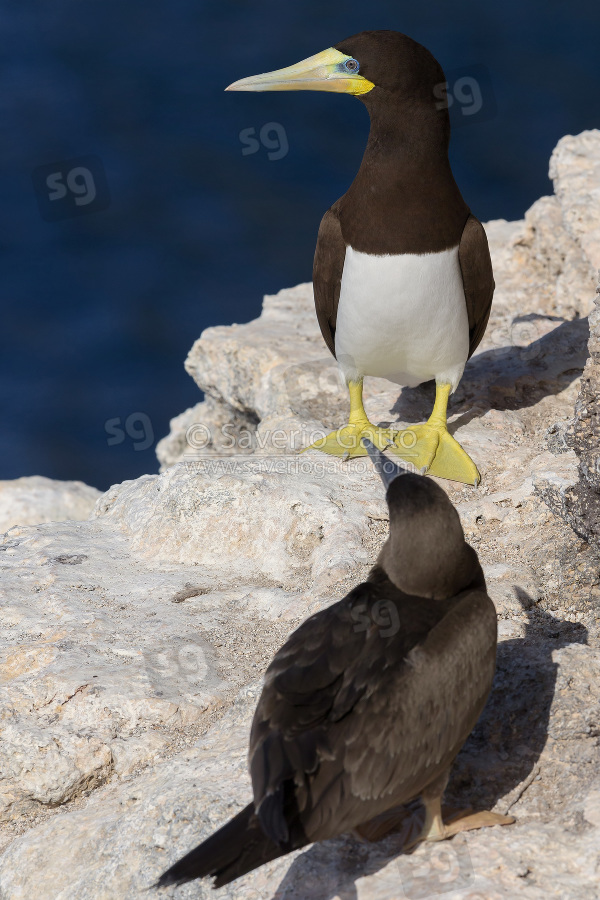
[302,379,397,459]
[389,382,481,486]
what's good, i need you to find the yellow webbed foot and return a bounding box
[303,422,397,459]
[301,378,480,482]
[387,382,480,486]
[301,378,397,459]
[428,428,480,485]
[388,423,480,486]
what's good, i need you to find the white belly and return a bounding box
[334,245,470,390]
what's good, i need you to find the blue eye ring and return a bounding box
[344,58,360,74]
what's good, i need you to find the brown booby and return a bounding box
[156,442,513,891]
[225,31,494,485]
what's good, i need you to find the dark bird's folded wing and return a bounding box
[459,214,495,359]
[249,584,497,845]
[312,204,346,357]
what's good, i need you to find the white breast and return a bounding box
[334,245,470,390]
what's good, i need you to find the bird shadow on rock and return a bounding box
[388,315,589,428]
[268,590,587,900]
[445,589,587,810]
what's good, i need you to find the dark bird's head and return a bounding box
[363,441,481,600]
[225,30,447,125]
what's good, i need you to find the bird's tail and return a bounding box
[155,802,298,889]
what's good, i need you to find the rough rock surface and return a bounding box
[1,131,600,899]
[530,132,600,547]
[540,279,600,546]
[0,475,101,533]
[94,462,387,591]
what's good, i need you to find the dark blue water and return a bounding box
[1,1,599,489]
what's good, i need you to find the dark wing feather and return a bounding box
[312,204,346,358]
[249,581,497,845]
[342,590,496,801]
[458,214,495,358]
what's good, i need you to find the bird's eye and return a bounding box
[344,58,360,73]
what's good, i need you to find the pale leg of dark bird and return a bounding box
[405,773,515,849]
[353,769,514,849]
[433,806,516,840]
[352,770,452,845]
[353,770,453,846]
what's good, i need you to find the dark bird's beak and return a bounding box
[362,439,410,489]
[225,48,374,95]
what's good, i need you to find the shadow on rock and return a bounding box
[447,591,587,810]
[390,316,589,426]
[270,591,587,900]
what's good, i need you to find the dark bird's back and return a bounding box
[156,470,502,891]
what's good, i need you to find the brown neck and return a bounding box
[338,95,470,255]
[375,539,485,600]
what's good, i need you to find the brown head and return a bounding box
[363,440,482,600]
[226,30,447,124]
[225,31,467,254]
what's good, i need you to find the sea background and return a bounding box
[1,0,599,489]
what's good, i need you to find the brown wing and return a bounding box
[459,214,495,358]
[248,581,497,845]
[312,203,346,358]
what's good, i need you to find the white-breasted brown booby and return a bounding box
[225,31,494,485]
[156,443,513,890]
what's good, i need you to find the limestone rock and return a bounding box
[536,131,600,543]
[0,476,101,534]
[0,519,308,830]
[549,130,600,269]
[2,131,600,898]
[546,279,600,545]
[92,459,387,590]
[156,398,259,471]
[1,631,600,900]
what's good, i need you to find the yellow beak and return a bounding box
[225,47,374,96]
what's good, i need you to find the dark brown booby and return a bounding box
[156,443,513,891]
[225,31,494,485]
